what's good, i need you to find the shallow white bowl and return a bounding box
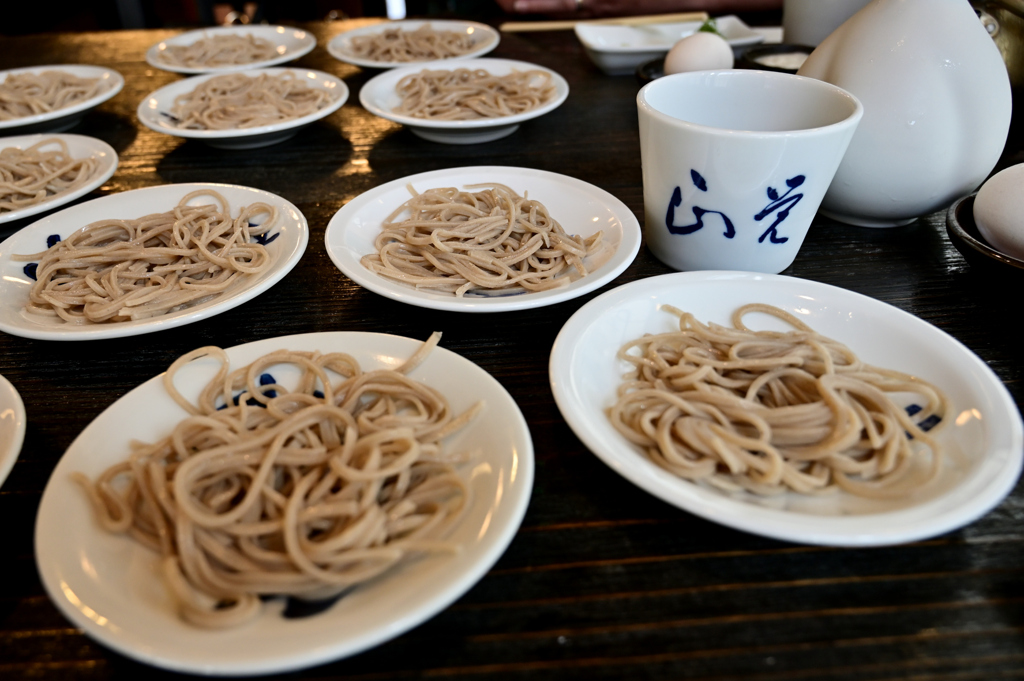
[35,331,533,675]
[328,19,499,69]
[0,65,124,134]
[0,133,118,225]
[575,15,763,76]
[359,58,569,144]
[137,67,348,149]
[324,165,640,312]
[0,182,308,340]
[0,373,26,491]
[146,25,317,74]
[549,271,1023,546]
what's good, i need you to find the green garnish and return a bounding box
[697,19,722,36]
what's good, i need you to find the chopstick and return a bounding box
[500,11,708,33]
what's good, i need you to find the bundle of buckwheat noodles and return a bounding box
[169,72,334,130]
[76,334,477,628]
[609,304,949,498]
[16,189,275,324]
[0,138,98,212]
[158,34,279,69]
[394,68,554,120]
[361,183,602,296]
[349,24,480,62]
[0,70,107,120]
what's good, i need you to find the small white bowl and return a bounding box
[0,373,26,491]
[137,68,348,150]
[0,134,119,226]
[359,58,569,144]
[146,25,317,74]
[328,19,499,69]
[0,65,124,134]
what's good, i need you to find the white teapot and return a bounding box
[797,0,1012,227]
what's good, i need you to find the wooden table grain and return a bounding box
[2,20,1023,680]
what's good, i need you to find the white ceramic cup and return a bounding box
[783,0,873,46]
[637,70,863,274]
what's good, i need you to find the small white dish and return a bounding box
[358,58,569,144]
[0,65,124,134]
[0,134,118,226]
[575,15,763,75]
[146,25,317,74]
[0,182,308,341]
[35,331,533,675]
[0,373,26,490]
[549,271,1023,547]
[327,19,499,69]
[137,67,348,149]
[324,165,640,312]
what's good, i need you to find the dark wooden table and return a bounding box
[2,19,1023,681]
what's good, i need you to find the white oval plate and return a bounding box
[0,133,118,225]
[137,68,348,149]
[146,25,317,74]
[0,373,26,490]
[0,65,124,134]
[327,19,499,69]
[325,165,641,312]
[0,182,308,341]
[359,58,569,144]
[35,332,533,675]
[550,271,1024,547]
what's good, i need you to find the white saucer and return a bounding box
[0,373,26,490]
[324,165,641,312]
[0,65,124,134]
[358,58,569,144]
[549,271,1023,546]
[328,19,499,69]
[0,182,308,340]
[35,331,533,675]
[146,25,317,74]
[137,68,348,149]
[0,134,118,225]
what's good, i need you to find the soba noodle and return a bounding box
[0,70,107,121]
[15,189,275,324]
[1,137,99,213]
[158,34,280,69]
[361,183,603,296]
[76,335,477,628]
[609,304,949,498]
[394,68,555,120]
[348,24,480,63]
[168,72,335,130]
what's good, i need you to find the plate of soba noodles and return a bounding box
[0,182,308,340]
[549,271,1023,547]
[146,25,317,74]
[137,67,348,149]
[0,65,124,134]
[324,165,641,312]
[0,373,26,491]
[0,134,118,225]
[327,19,499,70]
[35,331,533,674]
[358,58,569,144]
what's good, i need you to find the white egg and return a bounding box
[973,163,1024,260]
[663,31,735,75]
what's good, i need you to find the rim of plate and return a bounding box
[145,25,317,74]
[136,67,348,140]
[549,271,1024,547]
[0,182,309,341]
[358,58,569,130]
[35,331,534,675]
[0,65,124,131]
[327,19,500,69]
[0,373,26,490]
[0,133,119,225]
[324,165,641,312]
[573,14,763,53]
